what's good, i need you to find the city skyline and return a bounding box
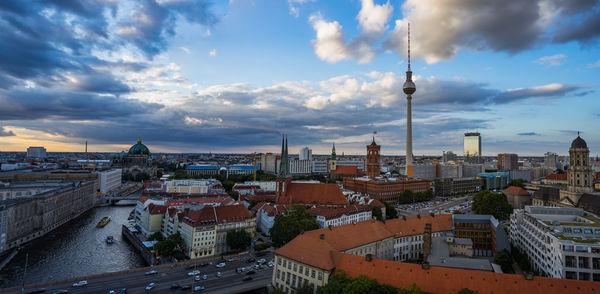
[0,0,598,156]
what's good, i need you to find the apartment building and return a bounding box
[307,205,372,228]
[510,206,600,281]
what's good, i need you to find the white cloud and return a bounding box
[357,0,393,33]
[288,0,315,17]
[587,60,600,68]
[209,49,217,56]
[309,13,348,63]
[180,47,191,54]
[534,54,567,66]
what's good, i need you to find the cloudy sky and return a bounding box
[0,0,598,156]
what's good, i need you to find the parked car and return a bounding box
[202,274,208,280]
[145,282,156,291]
[215,262,226,268]
[72,281,88,287]
[195,275,201,281]
[247,258,256,263]
[257,258,266,264]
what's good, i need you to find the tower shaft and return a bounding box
[406,95,413,167]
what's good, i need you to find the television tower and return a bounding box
[403,23,416,175]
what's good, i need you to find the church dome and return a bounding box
[571,135,587,149]
[128,137,150,155]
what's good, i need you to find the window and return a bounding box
[283,260,287,267]
[305,267,309,276]
[299,265,303,275]
[293,263,297,272]
[311,270,315,278]
[278,257,282,265]
[277,270,281,279]
[318,271,323,280]
[288,262,292,270]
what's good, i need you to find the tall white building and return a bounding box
[545,152,559,170]
[26,147,47,158]
[97,169,122,194]
[299,147,312,161]
[510,206,600,281]
[290,160,312,175]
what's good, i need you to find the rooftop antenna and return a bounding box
[408,23,411,71]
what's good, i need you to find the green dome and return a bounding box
[128,137,150,155]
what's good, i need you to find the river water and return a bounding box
[0,203,146,288]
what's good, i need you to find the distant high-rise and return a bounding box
[497,153,518,171]
[442,151,457,162]
[464,133,481,163]
[26,146,47,158]
[544,152,559,170]
[403,23,416,175]
[299,147,312,161]
[366,136,381,178]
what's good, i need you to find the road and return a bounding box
[4,252,273,294]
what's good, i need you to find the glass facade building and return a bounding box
[464,133,481,163]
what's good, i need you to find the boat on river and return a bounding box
[105,235,114,244]
[96,216,111,227]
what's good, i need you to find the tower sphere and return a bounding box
[403,78,416,95]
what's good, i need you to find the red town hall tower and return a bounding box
[367,137,381,178]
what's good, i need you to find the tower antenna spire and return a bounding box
[408,23,411,71]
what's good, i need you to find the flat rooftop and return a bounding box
[428,235,493,272]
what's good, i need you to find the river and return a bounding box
[0,203,146,288]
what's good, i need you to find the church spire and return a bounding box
[278,133,290,178]
[331,143,337,161]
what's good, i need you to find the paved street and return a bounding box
[4,252,273,294]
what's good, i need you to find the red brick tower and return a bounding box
[367,136,381,178]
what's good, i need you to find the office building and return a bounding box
[464,133,482,164]
[97,169,122,194]
[510,206,600,280]
[433,177,482,197]
[290,160,312,175]
[227,164,256,176]
[312,161,328,174]
[503,186,531,209]
[308,205,372,228]
[26,146,47,158]
[185,164,219,176]
[343,177,431,202]
[442,151,457,162]
[478,172,510,191]
[453,214,510,257]
[299,147,312,161]
[545,152,560,170]
[498,153,518,171]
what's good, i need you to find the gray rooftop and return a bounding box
[428,235,493,271]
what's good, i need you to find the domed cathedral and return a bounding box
[113,137,157,181]
[559,133,597,207]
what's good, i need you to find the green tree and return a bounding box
[472,190,513,220]
[226,229,252,251]
[398,283,422,294]
[296,282,314,294]
[371,206,383,221]
[494,249,513,273]
[154,232,184,256]
[148,232,165,241]
[318,271,399,294]
[384,202,398,219]
[458,289,476,294]
[228,190,240,201]
[270,289,286,294]
[270,205,321,247]
[507,179,526,188]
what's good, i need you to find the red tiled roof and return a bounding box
[274,219,394,270]
[258,203,290,217]
[277,183,348,206]
[147,203,167,215]
[307,205,371,220]
[368,199,385,208]
[503,186,530,196]
[330,165,361,175]
[214,204,253,223]
[384,214,452,237]
[334,253,598,294]
[546,173,567,181]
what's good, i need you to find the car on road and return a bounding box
[195,275,201,281]
[215,262,226,268]
[202,274,208,280]
[72,280,88,287]
[145,270,158,275]
[246,270,256,275]
[236,267,246,273]
[243,276,253,281]
[187,270,200,276]
[118,288,127,294]
[216,272,222,278]
[257,258,266,264]
[247,258,256,263]
[50,291,69,294]
[180,284,191,290]
[109,290,116,294]
[193,285,205,292]
[267,261,274,267]
[26,289,46,294]
[226,257,236,261]
[145,282,156,291]
[171,284,180,289]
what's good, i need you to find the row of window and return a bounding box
[278,257,322,280]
